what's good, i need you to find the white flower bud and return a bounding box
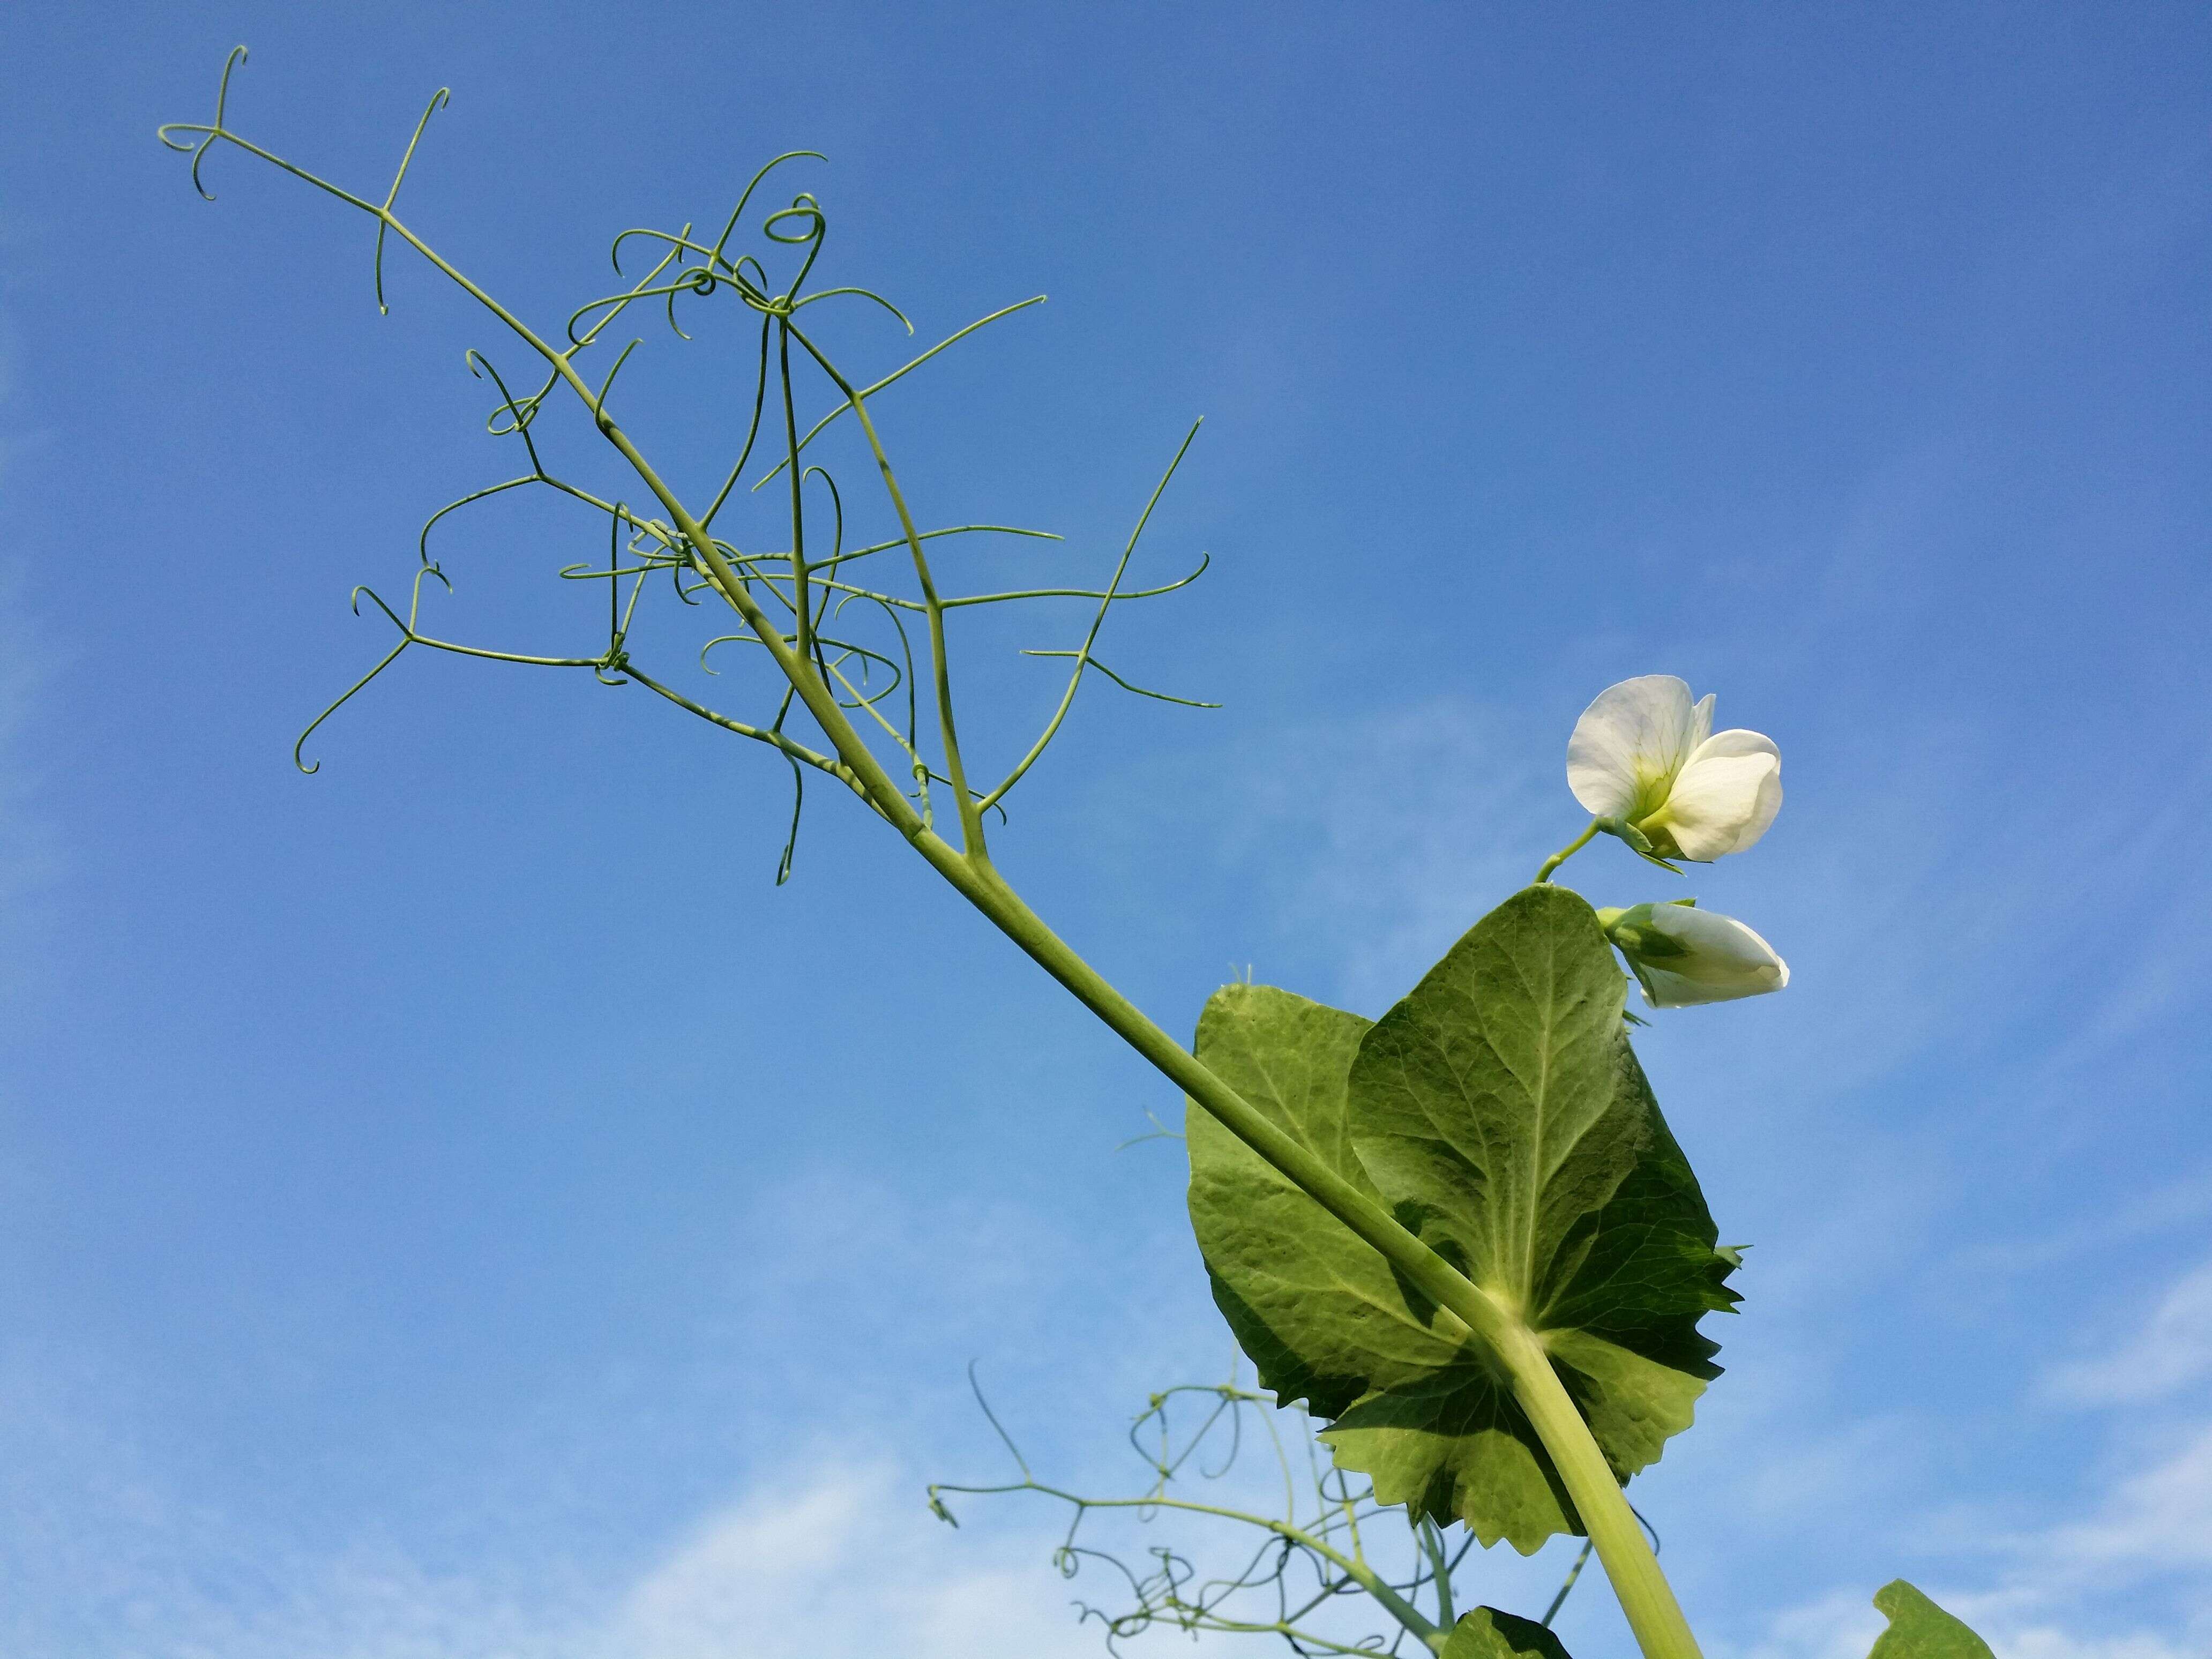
[1596,901,1789,1008]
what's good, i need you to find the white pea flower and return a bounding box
[1566,675,1782,861]
[1596,901,1789,1008]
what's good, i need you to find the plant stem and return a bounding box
[601,434,1702,1658]
[190,151,1703,1658]
[1535,818,1601,884]
[1493,1325,1699,1657]
[1421,1518,1455,1627]
[539,299,1700,1653]
[784,322,991,862]
[519,289,1701,1658]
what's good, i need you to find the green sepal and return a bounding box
[1597,814,1684,873]
[1439,1606,1575,1659]
[1184,887,1740,1554]
[1595,816,1655,856]
[1604,903,1694,960]
[1866,1581,1995,1659]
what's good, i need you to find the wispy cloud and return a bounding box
[35,1456,1194,1659]
[1930,1413,2212,1655]
[2026,1421,2212,1582]
[1956,1170,2212,1281]
[2046,1257,2212,1408]
[1728,1587,1885,1659]
[0,1157,1239,1659]
[599,1459,1112,1659]
[1199,693,1551,1008]
[1728,1254,2212,1659]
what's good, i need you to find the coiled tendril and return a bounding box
[163,45,1217,884]
[929,1366,1633,1658]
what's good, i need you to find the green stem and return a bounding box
[1535,818,1601,885]
[777,319,817,676]
[785,320,991,862]
[1422,1517,1455,1626]
[1494,1324,1698,1657]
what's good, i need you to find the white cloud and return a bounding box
[1957,1170,2212,1280]
[601,1460,1107,1659]
[1736,1573,2209,1659]
[2026,1421,2212,1582]
[1202,694,1550,1007]
[1708,1250,2212,1659]
[1974,1633,2196,1659]
[1730,1414,2212,1658]
[1737,1579,2206,1659]
[49,1458,1127,1659]
[2046,1258,2212,1407]
[1727,1587,1882,1659]
[9,1407,1470,1659]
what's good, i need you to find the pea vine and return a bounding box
[161,47,1993,1659]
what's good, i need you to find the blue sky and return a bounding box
[3,4,2209,1656]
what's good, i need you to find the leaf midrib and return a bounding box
[1424,931,1606,1309]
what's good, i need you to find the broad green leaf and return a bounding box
[1184,983,1396,1421]
[1329,886,1737,1546]
[1184,886,1737,1553]
[1866,1581,1995,1659]
[1439,1606,1574,1659]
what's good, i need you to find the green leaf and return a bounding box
[1184,983,1395,1421]
[1866,1581,1996,1659]
[1331,885,1738,1543]
[1184,887,1738,1553]
[1439,1606,1575,1659]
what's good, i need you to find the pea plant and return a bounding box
[160,47,1994,1659]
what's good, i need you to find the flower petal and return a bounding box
[1686,727,1779,768]
[1688,692,1715,752]
[1566,675,1699,819]
[1655,732,1781,860]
